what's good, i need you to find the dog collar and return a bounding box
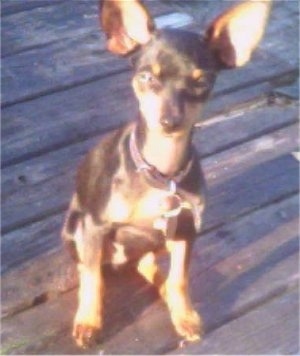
[129,125,194,192]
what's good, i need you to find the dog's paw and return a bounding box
[72,322,101,348]
[171,309,203,342]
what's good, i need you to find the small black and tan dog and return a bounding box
[62,0,271,348]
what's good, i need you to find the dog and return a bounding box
[62,0,271,348]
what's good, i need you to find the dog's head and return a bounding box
[100,0,271,135]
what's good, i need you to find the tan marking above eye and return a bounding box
[152,63,161,77]
[191,68,202,80]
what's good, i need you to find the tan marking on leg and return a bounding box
[74,262,103,329]
[164,239,202,342]
[137,252,166,296]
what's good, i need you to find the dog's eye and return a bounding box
[183,77,210,101]
[136,71,162,92]
[137,71,154,83]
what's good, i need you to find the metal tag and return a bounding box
[161,194,182,218]
[153,190,182,238]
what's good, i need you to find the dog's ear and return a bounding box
[100,0,155,55]
[206,0,272,67]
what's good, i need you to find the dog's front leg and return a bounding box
[164,239,202,342]
[72,215,105,348]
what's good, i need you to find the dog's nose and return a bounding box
[160,115,182,131]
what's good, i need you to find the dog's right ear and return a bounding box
[100,0,155,55]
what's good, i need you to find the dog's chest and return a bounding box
[102,169,171,227]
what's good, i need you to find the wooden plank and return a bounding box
[0,0,65,16]
[1,137,98,198]
[2,99,297,196]
[1,289,81,355]
[2,64,297,167]
[1,4,184,107]
[203,71,299,118]
[274,77,299,100]
[195,101,298,157]
[1,71,134,167]
[1,0,171,57]
[2,40,295,108]
[2,118,298,235]
[1,247,76,318]
[1,1,298,107]
[1,67,297,166]
[1,214,64,274]
[1,194,298,354]
[171,290,299,355]
[1,286,156,355]
[203,152,299,230]
[190,196,299,304]
[1,1,99,57]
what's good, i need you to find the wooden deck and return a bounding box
[1,0,299,354]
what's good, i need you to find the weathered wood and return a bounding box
[1,1,298,354]
[2,41,296,108]
[2,117,298,235]
[1,247,75,318]
[1,1,100,57]
[190,195,299,302]
[2,97,298,193]
[2,66,297,168]
[1,0,170,56]
[0,3,179,107]
[1,0,298,107]
[1,195,298,354]
[2,96,297,194]
[1,71,135,167]
[172,289,299,355]
[274,77,299,100]
[1,214,64,274]
[1,137,98,198]
[2,134,298,312]
[196,100,298,157]
[203,152,298,230]
[0,0,64,16]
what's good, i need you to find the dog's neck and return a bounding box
[136,120,193,177]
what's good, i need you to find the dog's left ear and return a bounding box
[206,0,272,67]
[100,0,155,55]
